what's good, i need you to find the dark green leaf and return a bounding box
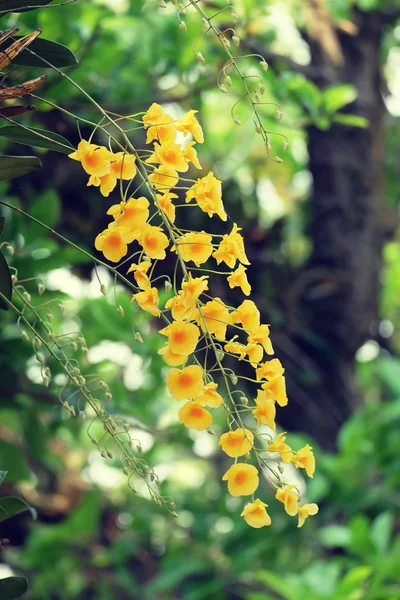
[0,126,73,154]
[0,248,12,311]
[0,0,53,15]
[0,216,4,235]
[0,577,28,599]
[0,156,42,181]
[0,36,78,68]
[0,441,30,482]
[0,496,36,523]
[0,471,7,487]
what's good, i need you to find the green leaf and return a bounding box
[371,511,394,555]
[30,189,61,229]
[0,577,28,599]
[323,84,358,113]
[0,216,4,235]
[0,496,36,523]
[0,248,12,311]
[255,571,297,600]
[0,126,73,154]
[0,37,78,68]
[0,0,53,14]
[332,114,369,128]
[0,440,30,482]
[337,566,372,596]
[0,471,7,487]
[0,156,42,181]
[318,525,351,548]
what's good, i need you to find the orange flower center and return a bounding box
[234,471,247,486]
[107,234,122,248]
[228,434,243,447]
[85,152,101,167]
[171,330,188,345]
[145,235,157,250]
[188,406,203,418]
[251,506,264,517]
[179,374,193,388]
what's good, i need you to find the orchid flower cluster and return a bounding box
[68,103,318,529]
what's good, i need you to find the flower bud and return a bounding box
[159,0,167,6]
[230,373,238,385]
[224,76,232,87]
[71,342,78,352]
[233,115,242,126]
[275,156,284,164]
[196,52,205,63]
[284,141,289,152]
[11,274,17,285]
[179,21,187,33]
[105,392,112,401]
[5,245,14,256]
[260,84,265,95]
[260,60,269,71]
[38,283,45,295]
[219,84,228,94]
[100,284,107,296]
[164,280,172,292]
[123,467,129,475]
[107,451,113,459]
[201,18,208,30]
[117,305,125,318]
[58,302,65,315]
[48,313,53,323]
[255,93,261,103]
[33,336,41,349]
[79,410,86,420]
[231,11,238,23]
[35,353,44,364]
[255,125,262,134]
[207,428,215,435]
[216,350,225,362]
[135,332,144,344]
[240,396,248,406]
[136,443,143,454]
[276,109,283,121]
[222,37,230,49]
[23,291,31,303]
[42,376,50,387]
[232,35,240,47]
[278,464,284,474]
[142,255,151,262]
[21,330,29,341]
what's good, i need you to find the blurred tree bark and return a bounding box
[252,7,395,449]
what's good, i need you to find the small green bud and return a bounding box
[164,280,172,292]
[117,305,125,318]
[38,283,45,295]
[207,428,215,435]
[100,284,107,296]
[233,115,242,126]
[196,52,205,63]
[219,84,228,94]
[21,330,29,341]
[179,21,187,33]
[11,274,17,285]
[5,245,14,256]
[260,60,269,71]
[224,76,232,87]
[23,291,31,303]
[135,332,144,344]
[232,35,240,47]
[230,373,238,385]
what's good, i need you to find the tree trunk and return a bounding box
[276,8,389,449]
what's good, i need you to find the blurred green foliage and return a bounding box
[1,0,400,599]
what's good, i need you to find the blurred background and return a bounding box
[1,0,400,598]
